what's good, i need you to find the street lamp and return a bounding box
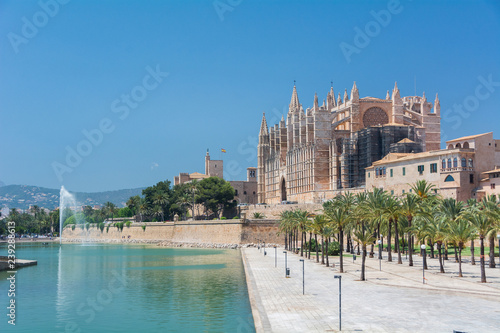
[274,246,277,267]
[334,275,342,331]
[299,259,305,295]
[283,251,288,278]
[421,244,427,284]
[378,237,382,271]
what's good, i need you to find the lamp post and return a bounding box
[421,244,427,284]
[334,275,342,331]
[377,240,381,271]
[274,246,277,267]
[299,259,305,295]
[283,251,288,277]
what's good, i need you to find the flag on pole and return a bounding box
[221,148,226,153]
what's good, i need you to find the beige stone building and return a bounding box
[476,167,500,201]
[258,82,440,204]
[365,132,500,202]
[174,151,258,204]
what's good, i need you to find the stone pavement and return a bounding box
[242,246,500,333]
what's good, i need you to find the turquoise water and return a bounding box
[0,243,255,332]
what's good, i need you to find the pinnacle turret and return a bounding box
[386,90,390,100]
[259,112,269,137]
[314,92,319,110]
[350,81,359,101]
[343,89,349,103]
[392,81,401,101]
[434,93,440,113]
[289,84,301,112]
[337,92,342,105]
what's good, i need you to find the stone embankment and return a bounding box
[62,237,280,250]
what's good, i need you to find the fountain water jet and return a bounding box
[59,186,86,244]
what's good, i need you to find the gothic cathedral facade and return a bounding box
[257,82,441,204]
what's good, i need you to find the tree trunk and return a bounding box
[444,244,448,261]
[437,242,445,273]
[387,222,392,262]
[361,244,367,281]
[377,225,382,260]
[458,245,463,277]
[321,236,325,265]
[430,240,435,259]
[408,215,414,267]
[480,237,487,283]
[339,229,344,273]
[395,220,402,264]
[315,234,319,263]
[308,232,312,259]
[357,241,360,255]
[326,238,330,267]
[489,236,496,268]
[471,240,476,265]
[454,245,459,263]
[300,232,304,257]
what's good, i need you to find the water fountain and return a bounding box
[59,186,85,244]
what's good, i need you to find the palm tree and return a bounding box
[353,223,376,281]
[153,193,168,221]
[411,180,437,201]
[466,212,496,283]
[324,204,351,272]
[436,198,465,263]
[104,202,117,223]
[311,214,327,263]
[293,209,311,257]
[465,199,479,265]
[383,196,403,263]
[427,209,449,273]
[447,219,476,277]
[480,195,500,268]
[401,193,422,266]
[360,188,387,258]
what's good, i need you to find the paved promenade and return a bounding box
[242,247,500,332]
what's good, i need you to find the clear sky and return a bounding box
[1,0,499,192]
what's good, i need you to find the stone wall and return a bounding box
[62,219,282,245]
[242,203,323,219]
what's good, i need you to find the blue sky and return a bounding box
[1,0,499,192]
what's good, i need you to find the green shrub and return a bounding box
[115,222,124,231]
[71,225,75,231]
[106,225,110,233]
[99,222,105,232]
[232,216,239,219]
[85,223,90,231]
[328,241,340,256]
[221,217,227,220]
[253,212,265,219]
[305,238,320,251]
[125,220,132,228]
[80,224,85,230]
[142,225,146,231]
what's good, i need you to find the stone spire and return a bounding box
[259,112,269,137]
[343,89,349,103]
[350,81,359,101]
[422,91,427,103]
[314,92,319,110]
[337,92,342,105]
[392,81,401,102]
[386,90,390,100]
[434,93,440,114]
[330,86,336,107]
[289,84,300,112]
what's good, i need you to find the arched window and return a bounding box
[461,158,466,167]
[383,167,386,176]
[468,159,473,168]
[444,175,455,182]
[463,142,470,149]
[442,159,446,169]
[455,143,462,148]
[448,144,454,149]
[447,158,452,169]
[453,158,458,168]
[375,168,379,176]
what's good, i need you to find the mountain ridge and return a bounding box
[0,184,146,210]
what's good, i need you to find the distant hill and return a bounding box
[0,185,146,210]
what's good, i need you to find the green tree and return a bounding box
[196,177,235,219]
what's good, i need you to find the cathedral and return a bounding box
[257,82,441,204]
